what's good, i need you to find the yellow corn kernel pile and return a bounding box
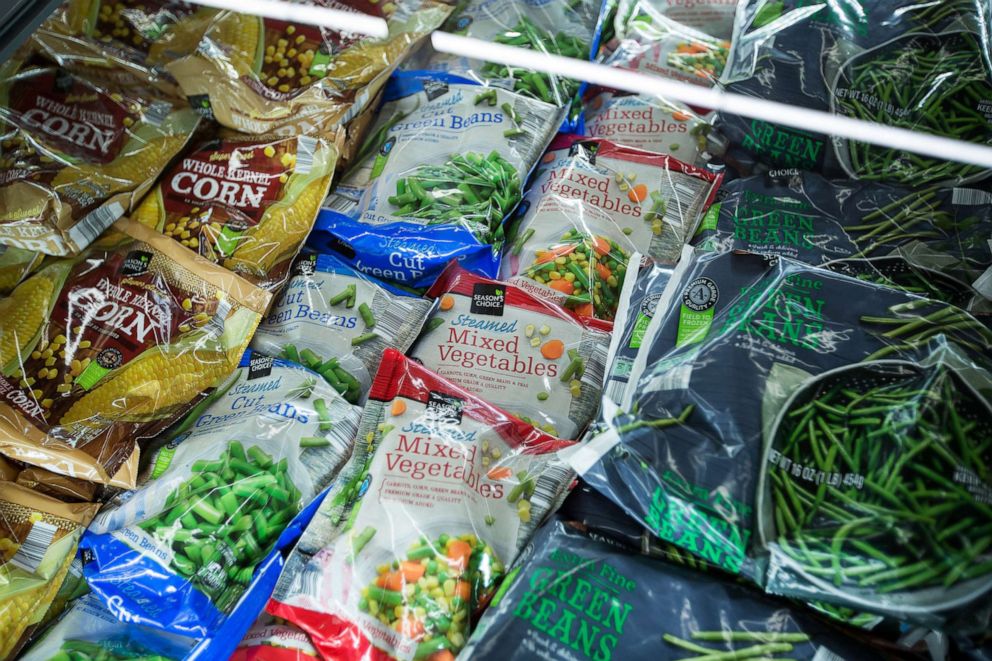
[212,13,261,73]
[0,275,56,367]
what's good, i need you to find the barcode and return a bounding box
[951,188,992,206]
[295,563,322,599]
[640,362,692,393]
[519,461,574,540]
[663,180,706,230]
[143,100,173,127]
[10,521,57,573]
[296,136,318,175]
[207,296,233,335]
[603,377,630,406]
[812,646,846,661]
[514,102,554,165]
[323,192,358,214]
[569,333,609,429]
[650,176,708,263]
[68,201,124,251]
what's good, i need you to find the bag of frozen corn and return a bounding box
[0,57,201,256]
[79,348,360,637]
[131,129,341,292]
[266,348,575,660]
[33,0,219,97]
[165,0,451,135]
[0,481,99,660]
[251,252,433,404]
[0,218,269,488]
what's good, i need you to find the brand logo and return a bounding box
[682,277,718,312]
[248,354,274,379]
[641,292,662,318]
[427,391,463,425]
[120,250,152,277]
[96,347,123,370]
[294,254,317,277]
[423,80,449,101]
[470,283,505,316]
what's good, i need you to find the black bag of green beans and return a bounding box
[460,518,869,660]
[716,0,991,180]
[77,350,362,638]
[692,170,992,313]
[420,0,604,111]
[251,252,433,404]
[266,349,576,660]
[568,248,992,626]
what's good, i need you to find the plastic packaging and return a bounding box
[570,248,992,625]
[412,263,612,438]
[717,0,992,181]
[424,0,603,110]
[312,70,563,288]
[78,349,360,637]
[0,481,99,659]
[501,135,720,320]
[0,218,269,488]
[251,252,433,404]
[131,129,341,293]
[165,0,451,135]
[0,58,200,255]
[266,348,575,660]
[0,246,44,296]
[231,619,320,661]
[461,518,868,660]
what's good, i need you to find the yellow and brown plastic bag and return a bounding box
[0,218,269,487]
[0,58,200,256]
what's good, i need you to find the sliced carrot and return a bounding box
[676,43,693,53]
[455,580,471,601]
[595,263,611,281]
[395,613,425,640]
[487,466,513,480]
[536,244,574,263]
[400,561,426,582]
[591,235,611,256]
[383,571,405,592]
[446,539,473,569]
[628,184,649,204]
[439,295,455,311]
[541,339,565,360]
[573,302,595,317]
[547,279,574,295]
[376,575,387,588]
[391,399,407,416]
[672,111,692,121]
[429,651,456,661]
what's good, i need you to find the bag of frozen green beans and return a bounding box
[251,252,433,404]
[266,349,575,660]
[571,248,992,628]
[501,135,720,322]
[421,0,603,112]
[460,518,868,660]
[692,170,992,316]
[77,349,362,638]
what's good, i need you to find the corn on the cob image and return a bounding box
[130,186,162,229]
[0,546,75,659]
[0,275,57,368]
[0,249,44,296]
[224,175,331,277]
[52,134,191,194]
[211,11,262,74]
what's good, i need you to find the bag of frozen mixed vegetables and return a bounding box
[231,619,320,661]
[570,247,992,626]
[131,128,342,293]
[717,0,992,181]
[266,348,575,660]
[165,0,451,135]
[422,0,603,113]
[312,70,563,288]
[251,252,433,404]
[460,518,869,661]
[0,481,99,659]
[0,57,201,256]
[692,170,992,313]
[0,218,269,488]
[79,348,361,637]
[501,135,720,321]
[411,263,612,439]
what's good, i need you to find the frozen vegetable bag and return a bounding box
[267,349,575,660]
[80,349,362,637]
[0,58,200,256]
[424,0,602,110]
[571,249,992,625]
[461,519,867,660]
[312,70,563,287]
[412,263,612,438]
[502,135,720,320]
[0,482,99,659]
[131,128,342,292]
[251,252,433,404]
[166,0,451,135]
[0,218,269,487]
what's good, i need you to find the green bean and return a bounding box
[358,302,376,328]
[351,331,379,346]
[328,284,356,306]
[692,632,810,643]
[300,436,330,448]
